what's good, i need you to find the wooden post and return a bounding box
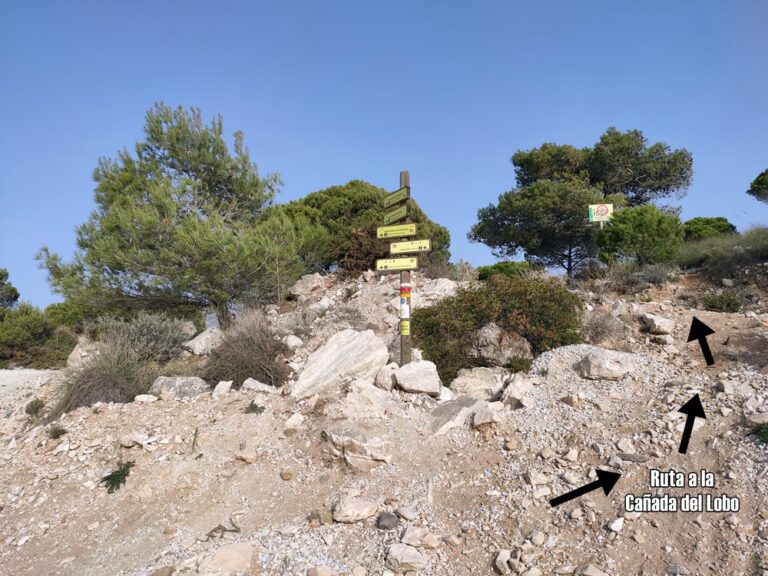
[399,170,412,366]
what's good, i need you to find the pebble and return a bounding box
[376,511,399,530]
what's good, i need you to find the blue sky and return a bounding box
[1,1,767,307]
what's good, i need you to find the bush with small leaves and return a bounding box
[476,261,532,281]
[701,291,741,313]
[413,274,582,382]
[101,460,135,493]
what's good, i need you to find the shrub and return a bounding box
[476,261,531,281]
[598,205,683,265]
[581,310,625,344]
[753,423,768,444]
[43,300,96,332]
[52,333,158,417]
[48,424,67,439]
[423,260,456,280]
[701,290,741,313]
[675,226,768,279]
[682,217,736,242]
[93,311,189,363]
[25,398,45,419]
[101,460,134,493]
[635,263,680,286]
[244,401,265,414]
[413,275,582,382]
[0,303,54,352]
[453,259,477,282]
[203,310,290,387]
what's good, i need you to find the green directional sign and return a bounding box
[382,204,408,225]
[377,223,417,239]
[390,239,431,254]
[383,186,410,208]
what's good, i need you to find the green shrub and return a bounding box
[0,303,54,352]
[476,261,531,281]
[203,310,290,387]
[101,460,134,493]
[93,311,189,363]
[598,205,683,265]
[48,424,67,439]
[675,226,768,279]
[244,401,265,414]
[43,300,96,332]
[701,290,742,312]
[753,423,768,444]
[413,275,582,382]
[682,217,736,242]
[52,333,157,417]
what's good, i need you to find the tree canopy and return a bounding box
[747,169,768,203]
[511,128,693,206]
[682,217,736,242]
[597,205,683,265]
[0,268,20,310]
[469,178,624,276]
[37,104,282,328]
[271,180,451,272]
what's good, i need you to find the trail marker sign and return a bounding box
[383,186,410,208]
[377,223,417,239]
[382,205,408,225]
[390,239,431,254]
[376,257,418,272]
[588,204,614,222]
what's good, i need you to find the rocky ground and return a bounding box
[0,270,767,576]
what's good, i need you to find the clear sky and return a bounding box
[1,1,767,307]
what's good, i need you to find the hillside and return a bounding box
[0,270,767,576]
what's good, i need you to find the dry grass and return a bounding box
[203,310,290,388]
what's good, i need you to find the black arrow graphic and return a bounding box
[678,394,706,454]
[549,469,621,507]
[687,317,715,366]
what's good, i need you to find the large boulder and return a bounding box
[324,379,391,420]
[575,348,635,380]
[641,313,675,335]
[184,327,224,356]
[470,322,533,366]
[66,335,99,369]
[430,397,487,435]
[149,376,210,400]
[394,361,442,396]
[386,543,427,571]
[323,428,393,471]
[291,330,389,398]
[500,372,534,408]
[333,494,379,523]
[289,273,324,300]
[449,367,505,400]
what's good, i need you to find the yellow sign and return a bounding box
[400,320,411,336]
[390,239,431,254]
[382,205,408,225]
[588,204,614,222]
[376,257,418,272]
[377,223,417,239]
[383,186,410,208]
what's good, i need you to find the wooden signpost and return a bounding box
[375,171,432,365]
